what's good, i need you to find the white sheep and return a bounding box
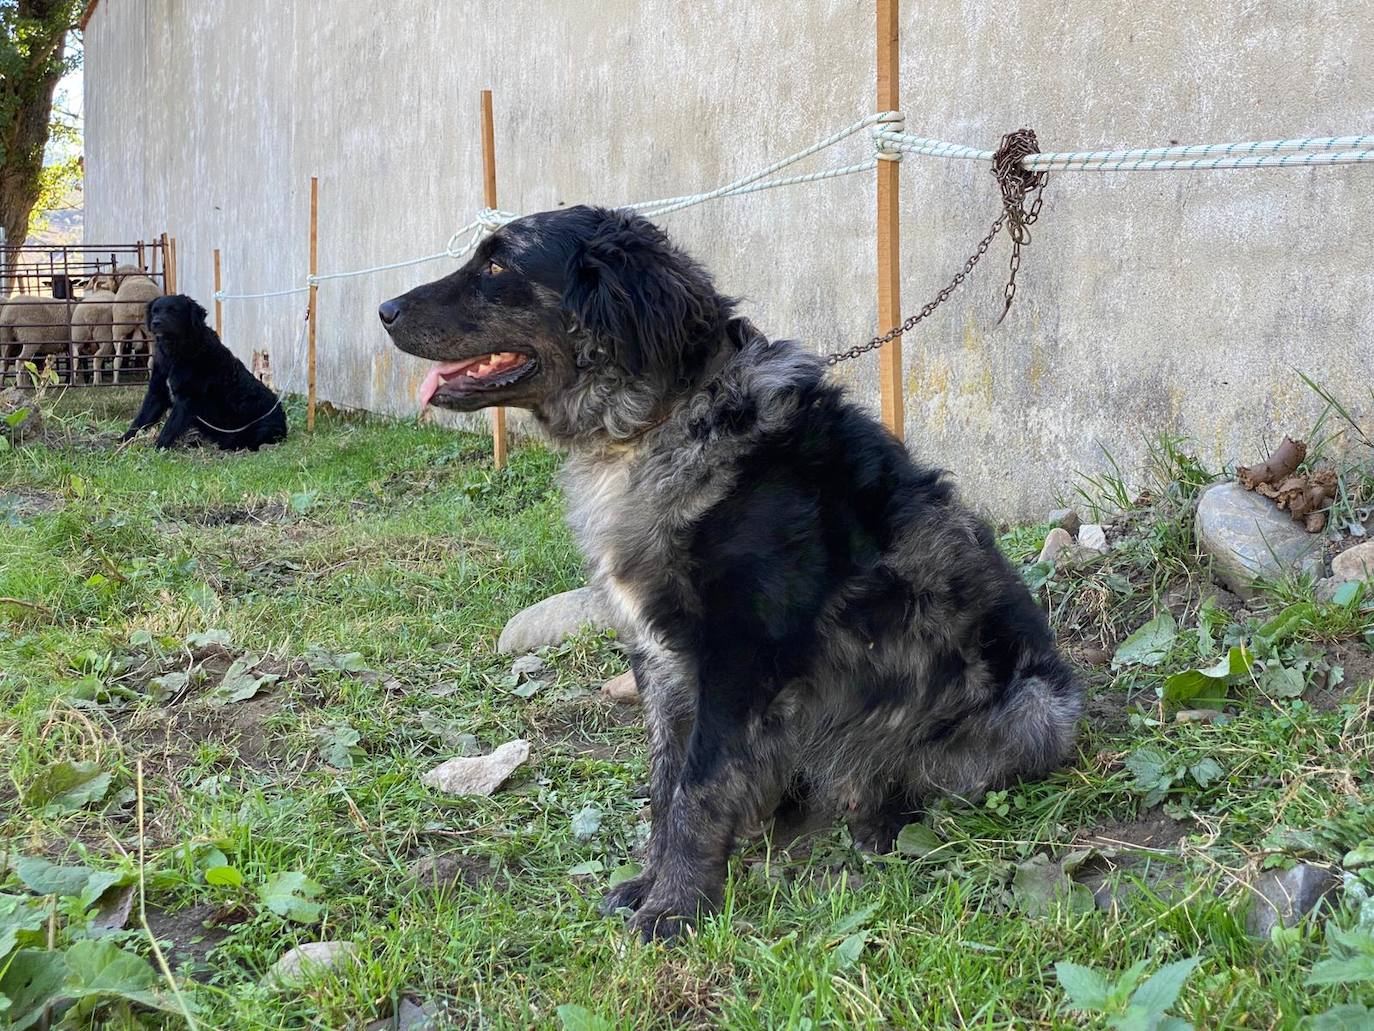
[0,294,74,388]
[70,272,121,385]
[110,265,164,382]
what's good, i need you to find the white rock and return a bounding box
[510,654,548,680]
[1077,524,1109,553]
[497,587,619,655]
[420,739,529,796]
[1331,541,1374,583]
[1196,482,1322,599]
[1037,528,1075,565]
[601,670,640,704]
[262,941,359,987]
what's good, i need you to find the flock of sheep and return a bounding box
[0,265,164,387]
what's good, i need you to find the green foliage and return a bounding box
[1056,957,1201,1030]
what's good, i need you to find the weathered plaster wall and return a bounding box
[84,1,1374,520]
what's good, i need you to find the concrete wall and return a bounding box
[84,1,1374,521]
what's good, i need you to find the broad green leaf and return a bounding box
[1012,853,1096,917]
[829,903,880,938]
[210,654,280,704]
[1022,560,1054,591]
[0,894,47,958]
[513,679,546,699]
[1306,955,1374,986]
[1112,613,1178,668]
[1344,843,1374,869]
[607,862,642,888]
[23,760,112,814]
[1256,603,1317,645]
[78,870,130,909]
[259,871,324,923]
[13,856,94,897]
[1309,1004,1374,1030]
[316,724,362,769]
[62,939,183,1012]
[1054,961,1111,1010]
[1332,581,1363,607]
[1188,758,1224,788]
[185,628,231,648]
[0,949,68,1031]
[567,860,604,876]
[1161,644,1251,711]
[833,930,868,968]
[1130,957,1201,1015]
[1261,664,1306,699]
[147,670,190,700]
[205,865,244,888]
[571,805,602,842]
[895,823,943,858]
[556,1004,615,1031]
[305,647,369,672]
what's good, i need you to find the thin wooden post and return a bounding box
[168,236,178,293]
[876,0,904,440]
[307,175,319,431]
[213,248,223,336]
[481,89,508,469]
[158,233,170,289]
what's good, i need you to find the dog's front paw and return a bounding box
[598,871,655,917]
[626,901,697,944]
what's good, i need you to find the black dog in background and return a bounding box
[121,295,287,451]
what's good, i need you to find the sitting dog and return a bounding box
[121,295,287,451]
[380,206,1082,941]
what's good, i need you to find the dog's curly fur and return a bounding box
[382,206,1083,941]
[121,294,287,451]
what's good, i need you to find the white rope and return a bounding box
[874,129,1374,171]
[629,111,901,216]
[213,284,310,302]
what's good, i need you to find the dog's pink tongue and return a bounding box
[418,362,469,408]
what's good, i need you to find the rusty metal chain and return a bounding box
[825,128,1049,365]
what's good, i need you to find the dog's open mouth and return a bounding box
[418,351,537,407]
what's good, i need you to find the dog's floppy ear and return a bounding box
[562,208,724,376]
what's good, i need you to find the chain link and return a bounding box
[825,128,1049,365]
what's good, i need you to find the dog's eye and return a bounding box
[487,260,505,276]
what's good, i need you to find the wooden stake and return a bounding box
[213,248,222,336]
[167,236,178,293]
[876,0,904,440]
[307,175,319,431]
[158,233,171,291]
[481,89,508,469]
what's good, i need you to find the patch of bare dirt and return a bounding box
[118,649,315,774]
[0,488,64,517]
[406,851,508,893]
[1309,640,1374,712]
[1077,812,1190,852]
[170,499,293,527]
[143,901,242,980]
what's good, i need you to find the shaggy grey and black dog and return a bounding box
[380,206,1082,941]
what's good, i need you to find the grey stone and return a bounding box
[262,941,359,987]
[497,587,618,655]
[1048,508,1083,536]
[1331,541,1374,583]
[365,998,440,1031]
[1196,483,1323,599]
[1315,577,1343,603]
[1037,528,1075,565]
[1076,859,1198,916]
[1077,524,1109,553]
[1244,863,1340,938]
[601,669,639,704]
[420,739,530,796]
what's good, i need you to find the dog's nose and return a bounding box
[378,298,403,327]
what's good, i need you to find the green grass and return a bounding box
[2,392,1373,1029]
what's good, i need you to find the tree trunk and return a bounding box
[0,0,80,251]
